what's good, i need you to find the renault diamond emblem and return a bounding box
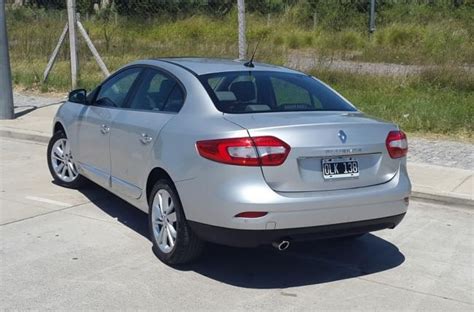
[338,130,347,143]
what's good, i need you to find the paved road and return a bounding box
[1,138,473,311]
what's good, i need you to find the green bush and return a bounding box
[383,25,423,47]
[287,34,301,49]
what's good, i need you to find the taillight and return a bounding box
[386,131,408,158]
[196,136,290,166]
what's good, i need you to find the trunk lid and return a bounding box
[224,111,401,192]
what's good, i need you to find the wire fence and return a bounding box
[5,0,474,90]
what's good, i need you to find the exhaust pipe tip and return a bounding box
[272,240,290,251]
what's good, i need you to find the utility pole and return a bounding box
[369,0,376,34]
[67,0,78,89]
[0,0,14,120]
[237,0,246,60]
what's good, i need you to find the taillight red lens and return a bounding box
[235,211,268,218]
[252,136,291,166]
[386,131,408,158]
[196,136,290,166]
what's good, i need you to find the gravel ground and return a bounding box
[13,91,65,117]
[408,137,473,170]
[11,92,474,170]
[286,51,474,76]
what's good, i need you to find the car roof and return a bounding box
[135,57,303,76]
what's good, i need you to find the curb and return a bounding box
[411,191,473,209]
[1,128,472,209]
[0,128,50,144]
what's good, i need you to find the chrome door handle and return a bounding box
[140,133,152,144]
[100,124,110,134]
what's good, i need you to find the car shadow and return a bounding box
[77,185,405,289]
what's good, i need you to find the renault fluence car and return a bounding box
[47,58,411,265]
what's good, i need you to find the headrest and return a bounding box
[230,81,256,102]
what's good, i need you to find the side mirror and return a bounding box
[68,89,87,104]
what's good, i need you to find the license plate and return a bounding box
[322,157,359,180]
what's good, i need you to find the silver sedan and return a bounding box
[47,58,411,265]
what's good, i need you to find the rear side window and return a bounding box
[199,71,356,114]
[163,86,185,112]
[129,69,185,112]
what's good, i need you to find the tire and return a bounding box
[47,130,86,189]
[148,179,204,265]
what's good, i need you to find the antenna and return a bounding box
[243,38,262,68]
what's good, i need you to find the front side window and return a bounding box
[95,68,141,108]
[129,69,185,112]
[199,71,356,114]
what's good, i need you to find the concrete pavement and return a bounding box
[1,138,473,310]
[0,99,472,207]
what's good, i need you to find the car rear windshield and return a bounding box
[199,71,357,114]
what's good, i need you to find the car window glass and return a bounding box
[200,71,356,114]
[271,77,322,109]
[227,75,258,104]
[163,85,185,113]
[86,86,100,105]
[208,77,223,90]
[129,70,178,111]
[95,68,141,108]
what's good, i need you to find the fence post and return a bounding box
[237,0,246,60]
[76,16,110,77]
[43,23,68,82]
[67,0,78,89]
[313,12,317,30]
[0,0,14,120]
[369,0,376,34]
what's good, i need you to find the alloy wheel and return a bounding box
[151,189,178,253]
[50,138,79,183]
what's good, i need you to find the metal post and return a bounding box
[0,0,14,120]
[369,0,376,34]
[67,0,78,89]
[237,0,246,60]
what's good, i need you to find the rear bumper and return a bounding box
[176,164,411,230]
[189,213,406,247]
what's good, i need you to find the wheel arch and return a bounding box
[53,121,66,135]
[145,167,174,204]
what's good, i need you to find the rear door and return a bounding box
[75,67,142,187]
[109,68,185,199]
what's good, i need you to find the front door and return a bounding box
[109,68,185,199]
[75,67,142,188]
